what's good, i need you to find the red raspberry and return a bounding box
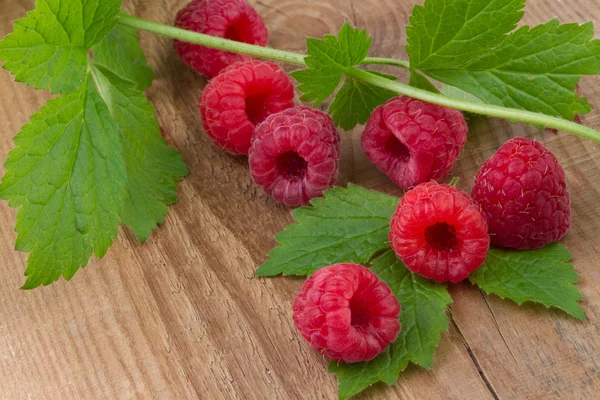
[472,137,571,250]
[249,106,340,207]
[174,0,268,78]
[390,182,490,283]
[292,263,401,363]
[199,60,295,155]
[361,97,468,189]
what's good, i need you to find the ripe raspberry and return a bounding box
[174,0,268,78]
[361,97,468,189]
[390,182,490,283]
[199,60,295,155]
[292,263,401,363]
[249,106,340,207]
[471,137,571,250]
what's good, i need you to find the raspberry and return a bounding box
[249,106,340,207]
[292,263,401,363]
[361,97,468,189]
[199,60,295,155]
[389,182,490,283]
[174,0,268,78]
[472,137,571,250]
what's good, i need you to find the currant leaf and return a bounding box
[407,0,600,120]
[329,76,396,130]
[470,244,585,320]
[0,0,122,94]
[90,64,188,242]
[291,22,371,107]
[0,75,126,288]
[256,185,399,277]
[92,20,154,90]
[0,0,187,286]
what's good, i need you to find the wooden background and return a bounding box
[1,0,600,398]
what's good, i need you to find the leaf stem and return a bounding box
[119,14,307,66]
[346,68,600,143]
[119,14,600,143]
[119,14,409,69]
[361,57,410,69]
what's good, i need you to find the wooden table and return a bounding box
[1,0,600,398]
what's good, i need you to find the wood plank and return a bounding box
[0,0,599,399]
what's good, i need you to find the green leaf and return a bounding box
[329,76,396,130]
[407,0,600,120]
[90,64,188,242]
[0,74,126,288]
[256,185,399,277]
[409,71,439,93]
[92,21,154,90]
[291,23,372,107]
[0,0,188,286]
[330,250,452,399]
[407,0,525,70]
[470,244,585,320]
[0,0,122,94]
[422,21,600,120]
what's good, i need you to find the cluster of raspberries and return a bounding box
[176,0,340,207]
[174,0,572,363]
[291,137,571,363]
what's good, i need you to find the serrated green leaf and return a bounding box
[329,76,396,130]
[470,244,584,320]
[0,0,122,94]
[330,250,452,399]
[0,74,126,288]
[92,21,154,90]
[256,185,399,277]
[422,21,600,120]
[90,64,188,242]
[409,71,439,93]
[291,23,372,107]
[407,0,600,121]
[407,0,525,70]
[0,0,188,286]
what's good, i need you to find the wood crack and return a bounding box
[255,1,289,18]
[479,289,518,363]
[349,0,358,26]
[448,310,501,400]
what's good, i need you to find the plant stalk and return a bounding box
[119,14,600,143]
[361,57,410,69]
[119,14,307,66]
[347,68,600,143]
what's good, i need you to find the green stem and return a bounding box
[347,68,600,142]
[361,57,410,69]
[119,14,409,69]
[119,14,600,143]
[119,14,307,66]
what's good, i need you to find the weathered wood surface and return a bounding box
[1,0,600,398]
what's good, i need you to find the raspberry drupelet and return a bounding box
[389,182,490,283]
[292,263,401,363]
[174,0,268,78]
[249,106,340,207]
[199,60,295,155]
[472,137,571,250]
[361,96,468,189]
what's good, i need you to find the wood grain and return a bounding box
[1,0,599,399]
